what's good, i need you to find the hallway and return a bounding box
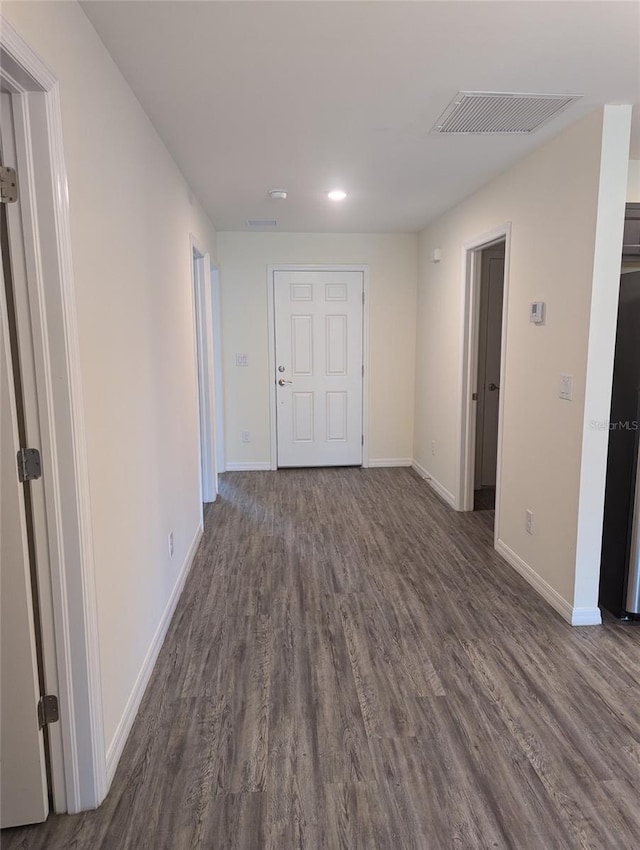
[4,468,640,849]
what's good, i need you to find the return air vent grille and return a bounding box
[431,91,582,135]
[247,219,277,228]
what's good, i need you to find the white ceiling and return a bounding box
[82,1,640,233]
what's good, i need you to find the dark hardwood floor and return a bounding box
[474,486,496,513]
[4,468,640,849]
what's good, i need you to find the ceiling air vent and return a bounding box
[431,91,582,135]
[246,219,277,228]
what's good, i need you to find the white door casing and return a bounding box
[1,87,70,815]
[1,239,49,829]
[458,222,511,545]
[191,237,217,507]
[1,18,107,812]
[475,248,505,488]
[274,269,364,467]
[211,267,225,473]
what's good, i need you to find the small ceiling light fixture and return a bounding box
[328,189,347,201]
[269,189,288,200]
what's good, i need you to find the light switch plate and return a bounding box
[236,353,248,367]
[559,374,573,401]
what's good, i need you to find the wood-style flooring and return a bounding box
[474,486,496,513]
[3,467,640,849]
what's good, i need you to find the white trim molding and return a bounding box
[570,607,604,627]
[1,17,107,812]
[190,234,217,512]
[496,539,602,626]
[210,266,225,474]
[225,461,272,472]
[368,458,413,468]
[411,460,456,509]
[266,264,370,471]
[106,526,203,783]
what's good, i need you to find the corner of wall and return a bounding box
[573,105,633,612]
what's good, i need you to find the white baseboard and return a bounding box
[368,458,413,468]
[105,524,203,784]
[411,459,430,480]
[225,461,271,471]
[411,461,457,509]
[570,607,603,626]
[495,539,602,626]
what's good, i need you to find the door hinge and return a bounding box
[0,165,18,204]
[17,448,42,482]
[361,434,364,446]
[362,291,365,305]
[361,364,364,377]
[38,695,59,729]
[472,392,478,401]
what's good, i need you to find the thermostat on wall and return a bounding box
[529,301,545,325]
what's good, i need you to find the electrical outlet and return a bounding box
[525,510,533,535]
[168,531,174,557]
[431,440,436,456]
[241,430,251,443]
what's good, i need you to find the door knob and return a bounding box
[488,382,499,392]
[278,378,292,386]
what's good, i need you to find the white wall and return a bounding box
[415,107,630,622]
[628,160,640,201]
[217,232,418,467]
[3,1,217,765]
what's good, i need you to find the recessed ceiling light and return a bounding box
[328,189,347,201]
[269,189,288,200]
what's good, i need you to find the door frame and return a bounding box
[266,264,370,470]
[0,18,107,812]
[211,264,225,472]
[457,223,512,545]
[474,245,505,489]
[190,235,218,507]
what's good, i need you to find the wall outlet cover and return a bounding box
[525,510,533,534]
[559,374,573,401]
[529,301,545,324]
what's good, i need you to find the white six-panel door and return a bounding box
[274,270,363,467]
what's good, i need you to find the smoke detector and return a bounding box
[431,91,582,135]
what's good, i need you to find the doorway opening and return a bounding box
[210,266,225,473]
[191,237,218,512]
[599,208,640,620]
[473,242,506,520]
[1,107,53,827]
[458,224,511,541]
